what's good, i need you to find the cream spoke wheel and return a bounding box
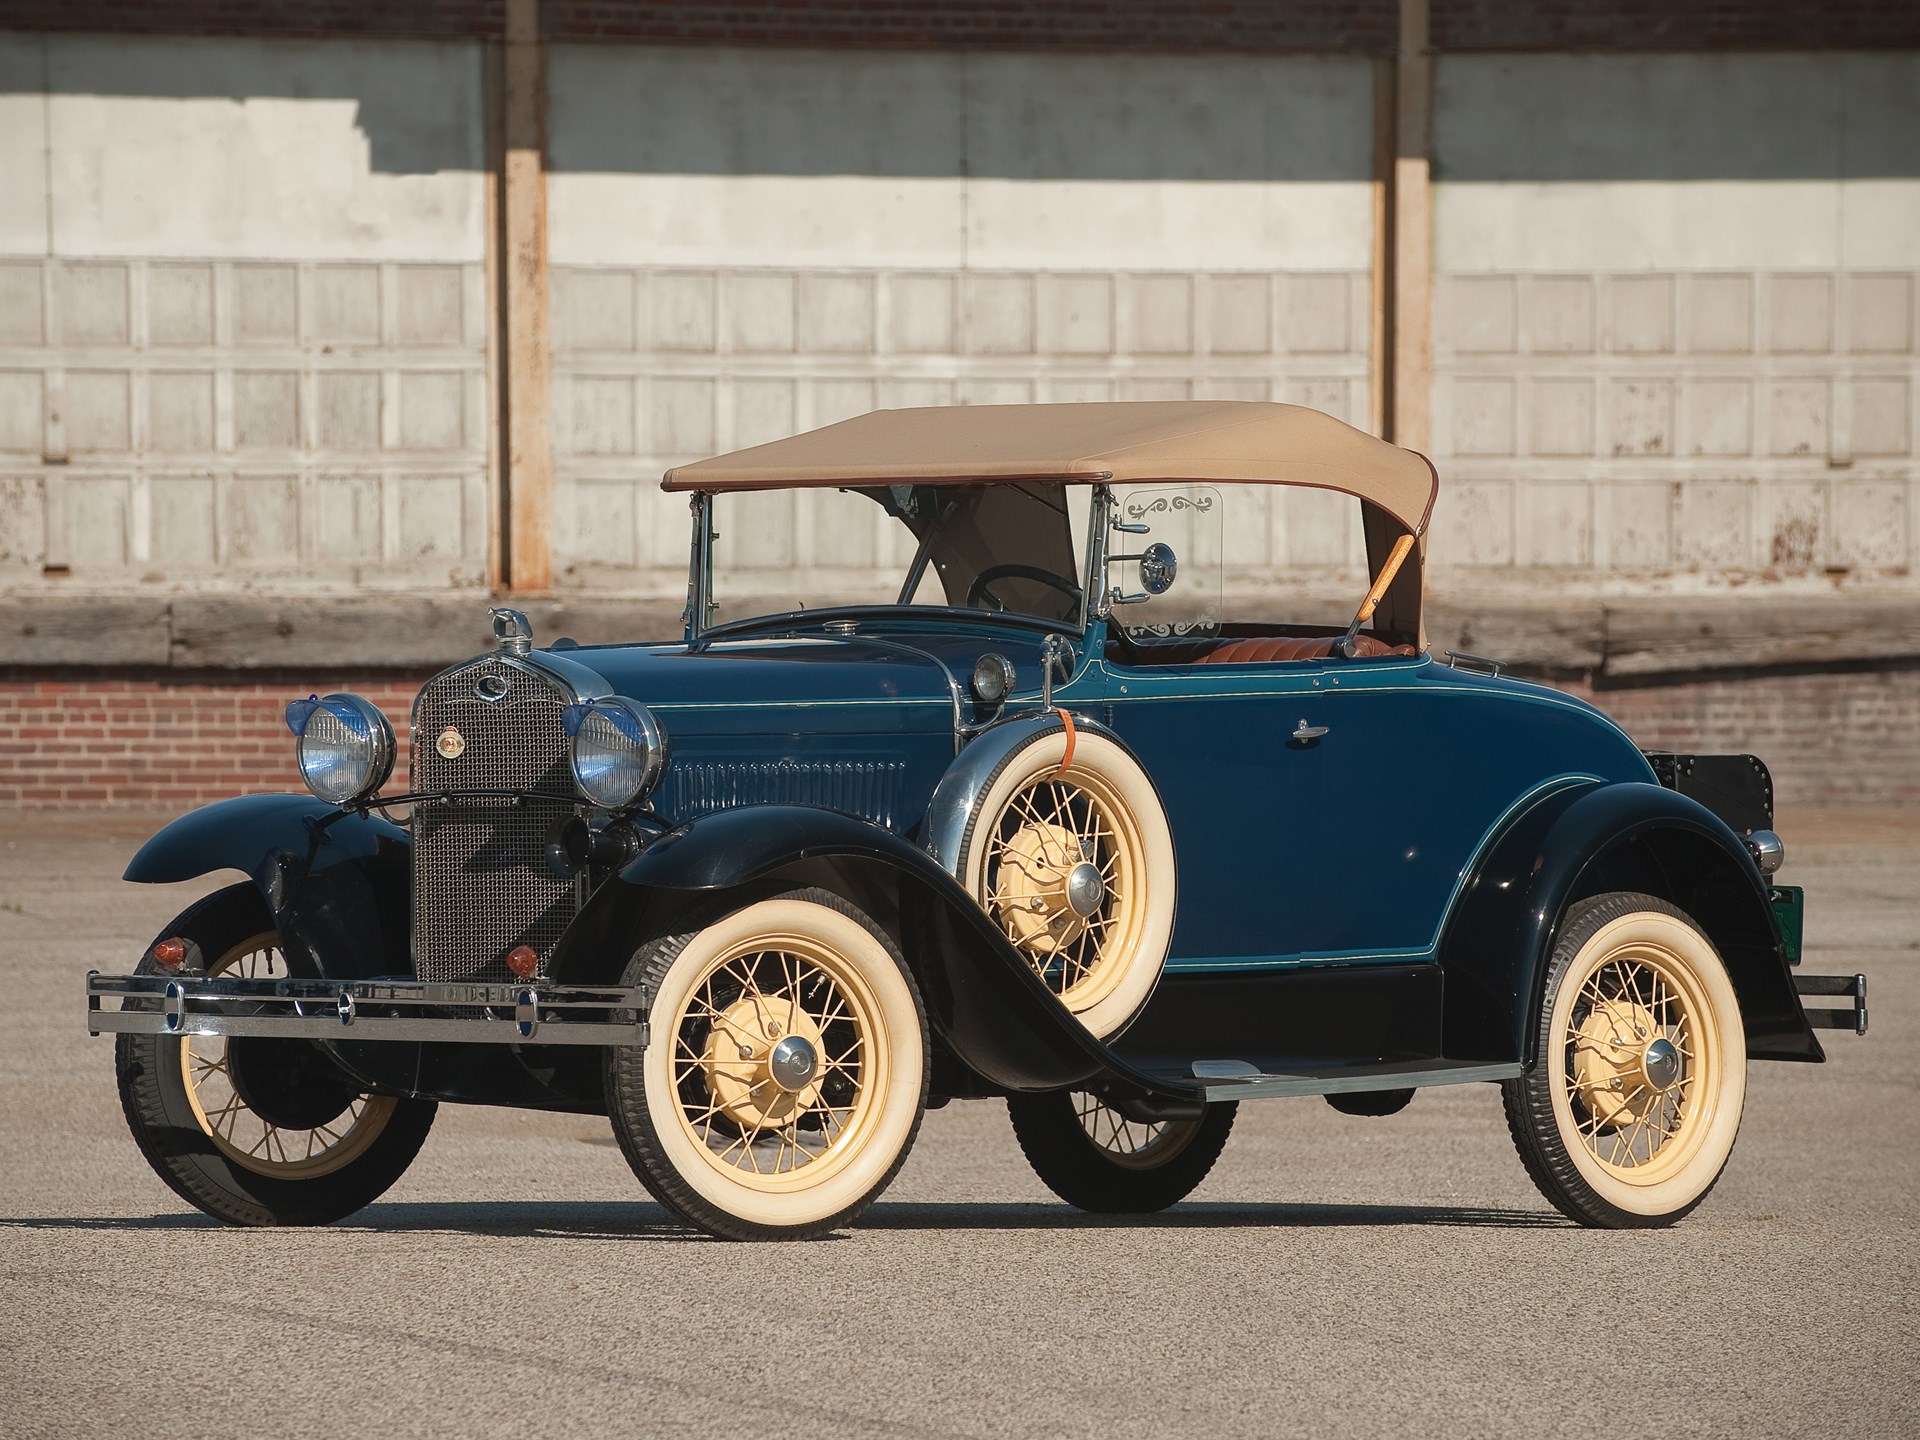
[608,889,928,1240]
[1070,1092,1199,1171]
[1503,892,1747,1229]
[958,724,1176,1039]
[177,933,399,1182]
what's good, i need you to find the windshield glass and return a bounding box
[707,483,1088,629]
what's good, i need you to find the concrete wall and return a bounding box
[3,36,1918,600]
[1430,53,1920,579]
[0,33,490,588]
[544,47,1380,589]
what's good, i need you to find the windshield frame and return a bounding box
[680,479,1422,652]
[683,485,1100,643]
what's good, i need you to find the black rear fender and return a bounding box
[1438,781,1820,1067]
[548,805,1120,1093]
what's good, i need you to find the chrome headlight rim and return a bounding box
[970,652,1016,707]
[285,692,396,808]
[563,697,668,811]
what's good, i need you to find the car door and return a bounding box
[1099,644,1407,972]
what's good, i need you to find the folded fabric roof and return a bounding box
[662,401,1437,535]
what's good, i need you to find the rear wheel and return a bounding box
[1007,1090,1236,1213]
[1503,892,1746,1229]
[605,888,928,1241]
[115,883,435,1226]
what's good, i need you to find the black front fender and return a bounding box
[124,794,411,985]
[551,805,1172,1095]
[1439,781,1821,1067]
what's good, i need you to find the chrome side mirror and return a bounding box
[1138,542,1178,596]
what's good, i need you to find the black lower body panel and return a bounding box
[1113,963,1445,1077]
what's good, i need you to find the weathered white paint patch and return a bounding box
[547,47,1374,271]
[36,35,485,261]
[0,37,49,256]
[1434,53,1920,272]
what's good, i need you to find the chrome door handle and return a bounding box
[1291,719,1329,742]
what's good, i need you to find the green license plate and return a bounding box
[1770,885,1804,965]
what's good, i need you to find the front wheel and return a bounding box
[1007,1090,1236,1213]
[1503,892,1747,1229]
[605,888,928,1241]
[115,883,436,1226]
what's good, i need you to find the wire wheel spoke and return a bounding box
[1562,945,1705,1175]
[677,941,872,1181]
[175,934,388,1178]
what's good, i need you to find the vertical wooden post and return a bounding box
[1390,0,1433,454]
[482,42,505,592]
[500,0,552,592]
[1369,56,1393,441]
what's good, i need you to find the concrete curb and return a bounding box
[4,590,1918,678]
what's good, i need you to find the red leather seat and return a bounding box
[1192,634,1418,663]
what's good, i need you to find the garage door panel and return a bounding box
[546,46,1377,593]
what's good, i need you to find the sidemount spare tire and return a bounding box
[952,721,1175,1039]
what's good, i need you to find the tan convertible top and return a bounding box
[663,401,1438,535]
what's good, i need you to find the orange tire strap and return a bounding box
[1051,708,1077,779]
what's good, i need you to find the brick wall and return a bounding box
[1568,668,1920,808]
[2,0,1915,50]
[0,671,426,809]
[3,664,1914,811]
[1430,2,1920,51]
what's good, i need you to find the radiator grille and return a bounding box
[410,656,581,983]
[671,760,907,829]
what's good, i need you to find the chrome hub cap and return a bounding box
[1065,861,1105,918]
[1641,1036,1681,1091]
[767,1033,820,1093]
[991,820,1102,953]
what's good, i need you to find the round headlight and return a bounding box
[285,693,395,806]
[970,653,1016,706]
[564,698,667,810]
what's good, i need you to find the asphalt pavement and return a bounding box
[2,811,1915,1439]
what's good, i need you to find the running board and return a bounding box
[1177,1058,1523,1103]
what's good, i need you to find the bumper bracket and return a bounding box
[1795,972,1868,1037]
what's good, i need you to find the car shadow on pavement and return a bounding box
[858,1200,1563,1230]
[0,1198,1562,1237]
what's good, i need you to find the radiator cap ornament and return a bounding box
[436,725,466,760]
[491,607,534,656]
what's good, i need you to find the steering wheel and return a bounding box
[965,565,1084,614]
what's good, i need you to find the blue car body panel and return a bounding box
[1092,648,1656,972]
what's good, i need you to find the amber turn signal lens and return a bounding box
[152,938,187,970]
[505,945,539,979]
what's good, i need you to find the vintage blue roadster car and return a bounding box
[89,402,1866,1239]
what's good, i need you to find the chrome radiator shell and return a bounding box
[409,656,583,983]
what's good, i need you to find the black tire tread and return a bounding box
[115,883,436,1227]
[1007,1091,1236,1213]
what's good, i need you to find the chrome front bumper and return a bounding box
[85,973,649,1047]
